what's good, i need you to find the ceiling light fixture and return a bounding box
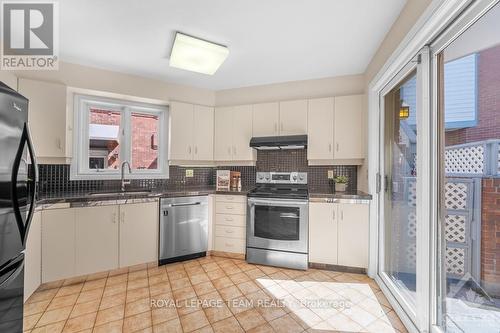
[169,32,229,75]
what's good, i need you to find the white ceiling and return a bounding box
[60,0,407,90]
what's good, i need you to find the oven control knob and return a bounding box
[292,175,297,181]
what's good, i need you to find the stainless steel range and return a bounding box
[246,172,308,270]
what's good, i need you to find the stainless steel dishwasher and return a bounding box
[159,196,209,265]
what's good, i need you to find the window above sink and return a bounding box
[71,94,169,180]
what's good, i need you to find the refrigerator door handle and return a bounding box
[11,123,37,245]
[0,252,24,290]
[23,124,37,245]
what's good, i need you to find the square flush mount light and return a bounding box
[169,32,229,75]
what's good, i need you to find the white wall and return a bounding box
[13,61,216,106]
[216,74,365,106]
[0,71,18,91]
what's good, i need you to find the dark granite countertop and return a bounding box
[36,186,253,205]
[308,186,372,200]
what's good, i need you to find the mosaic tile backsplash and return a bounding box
[37,149,357,197]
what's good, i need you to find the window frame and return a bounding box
[71,94,169,180]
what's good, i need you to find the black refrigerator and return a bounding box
[0,81,37,332]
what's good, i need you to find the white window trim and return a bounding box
[71,94,169,180]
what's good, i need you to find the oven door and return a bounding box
[247,197,308,253]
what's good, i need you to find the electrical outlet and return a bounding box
[185,169,194,178]
[327,170,334,179]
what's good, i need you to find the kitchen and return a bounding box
[1,1,499,333]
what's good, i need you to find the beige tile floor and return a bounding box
[23,256,407,333]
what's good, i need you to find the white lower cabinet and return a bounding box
[41,201,159,283]
[41,208,76,283]
[75,206,119,276]
[309,202,369,268]
[25,211,42,301]
[309,203,338,265]
[337,203,369,268]
[214,195,246,254]
[119,202,158,267]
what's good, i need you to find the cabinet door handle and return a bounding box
[56,138,62,150]
[336,143,339,152]
[225,243,234,247]
[188,146,192,154]
[121,212,125,223]
[225,217,234,221]
[112,213,117,224]
[194,146,198,154]
[341,210,344,221]
[329,143,332,152]
[225,230,234,234]
[332,210,335,221]
[233,146,236,155]
[226,206,233,210]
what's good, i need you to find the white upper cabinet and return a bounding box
[193,105,214,160]
[334,95,365,160]
[252,102,279,137]
[215,105,255,162]
[231,105,254,161]
[169,101,214,161]
[18,78,67,160]
[214,106,233,160]
[307,94,365,163]
[307,98,334,160]
[279,99,308,135]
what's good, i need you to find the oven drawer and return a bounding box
[214,237,246,254]
[216,202,246,215]
[215,225,246,239]
[215,214,246,227]
[216,195,247,204]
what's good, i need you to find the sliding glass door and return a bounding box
[378,49,430,329]
[432,2,500,332]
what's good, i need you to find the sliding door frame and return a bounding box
[429,1,500,332]
[367,0,482,332]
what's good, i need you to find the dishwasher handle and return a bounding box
[163,202,202,208]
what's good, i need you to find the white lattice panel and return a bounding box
[445,145,484,174]
[445,215,467,244]
[407,180,417,207]
[406,243,417,270]
[445,182,468,210]
[407,211,417,238]
[446,247,466,276]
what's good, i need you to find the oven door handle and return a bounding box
[279,213,299,219]
[247,198,308,206]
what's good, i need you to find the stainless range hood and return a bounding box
[249,135,307,150]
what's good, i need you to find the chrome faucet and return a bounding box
[121,161,132,191]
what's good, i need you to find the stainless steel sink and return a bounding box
[88,190,152,197]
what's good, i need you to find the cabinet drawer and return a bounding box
[215,214,246,227]
[214,237,246,254]
[215,195,247,204]
[216,202,246,215]
[215,225,245,239]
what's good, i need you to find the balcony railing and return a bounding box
[445,139,500,177]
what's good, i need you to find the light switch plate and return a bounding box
[185,169,194,178]
[327,170,334,179]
